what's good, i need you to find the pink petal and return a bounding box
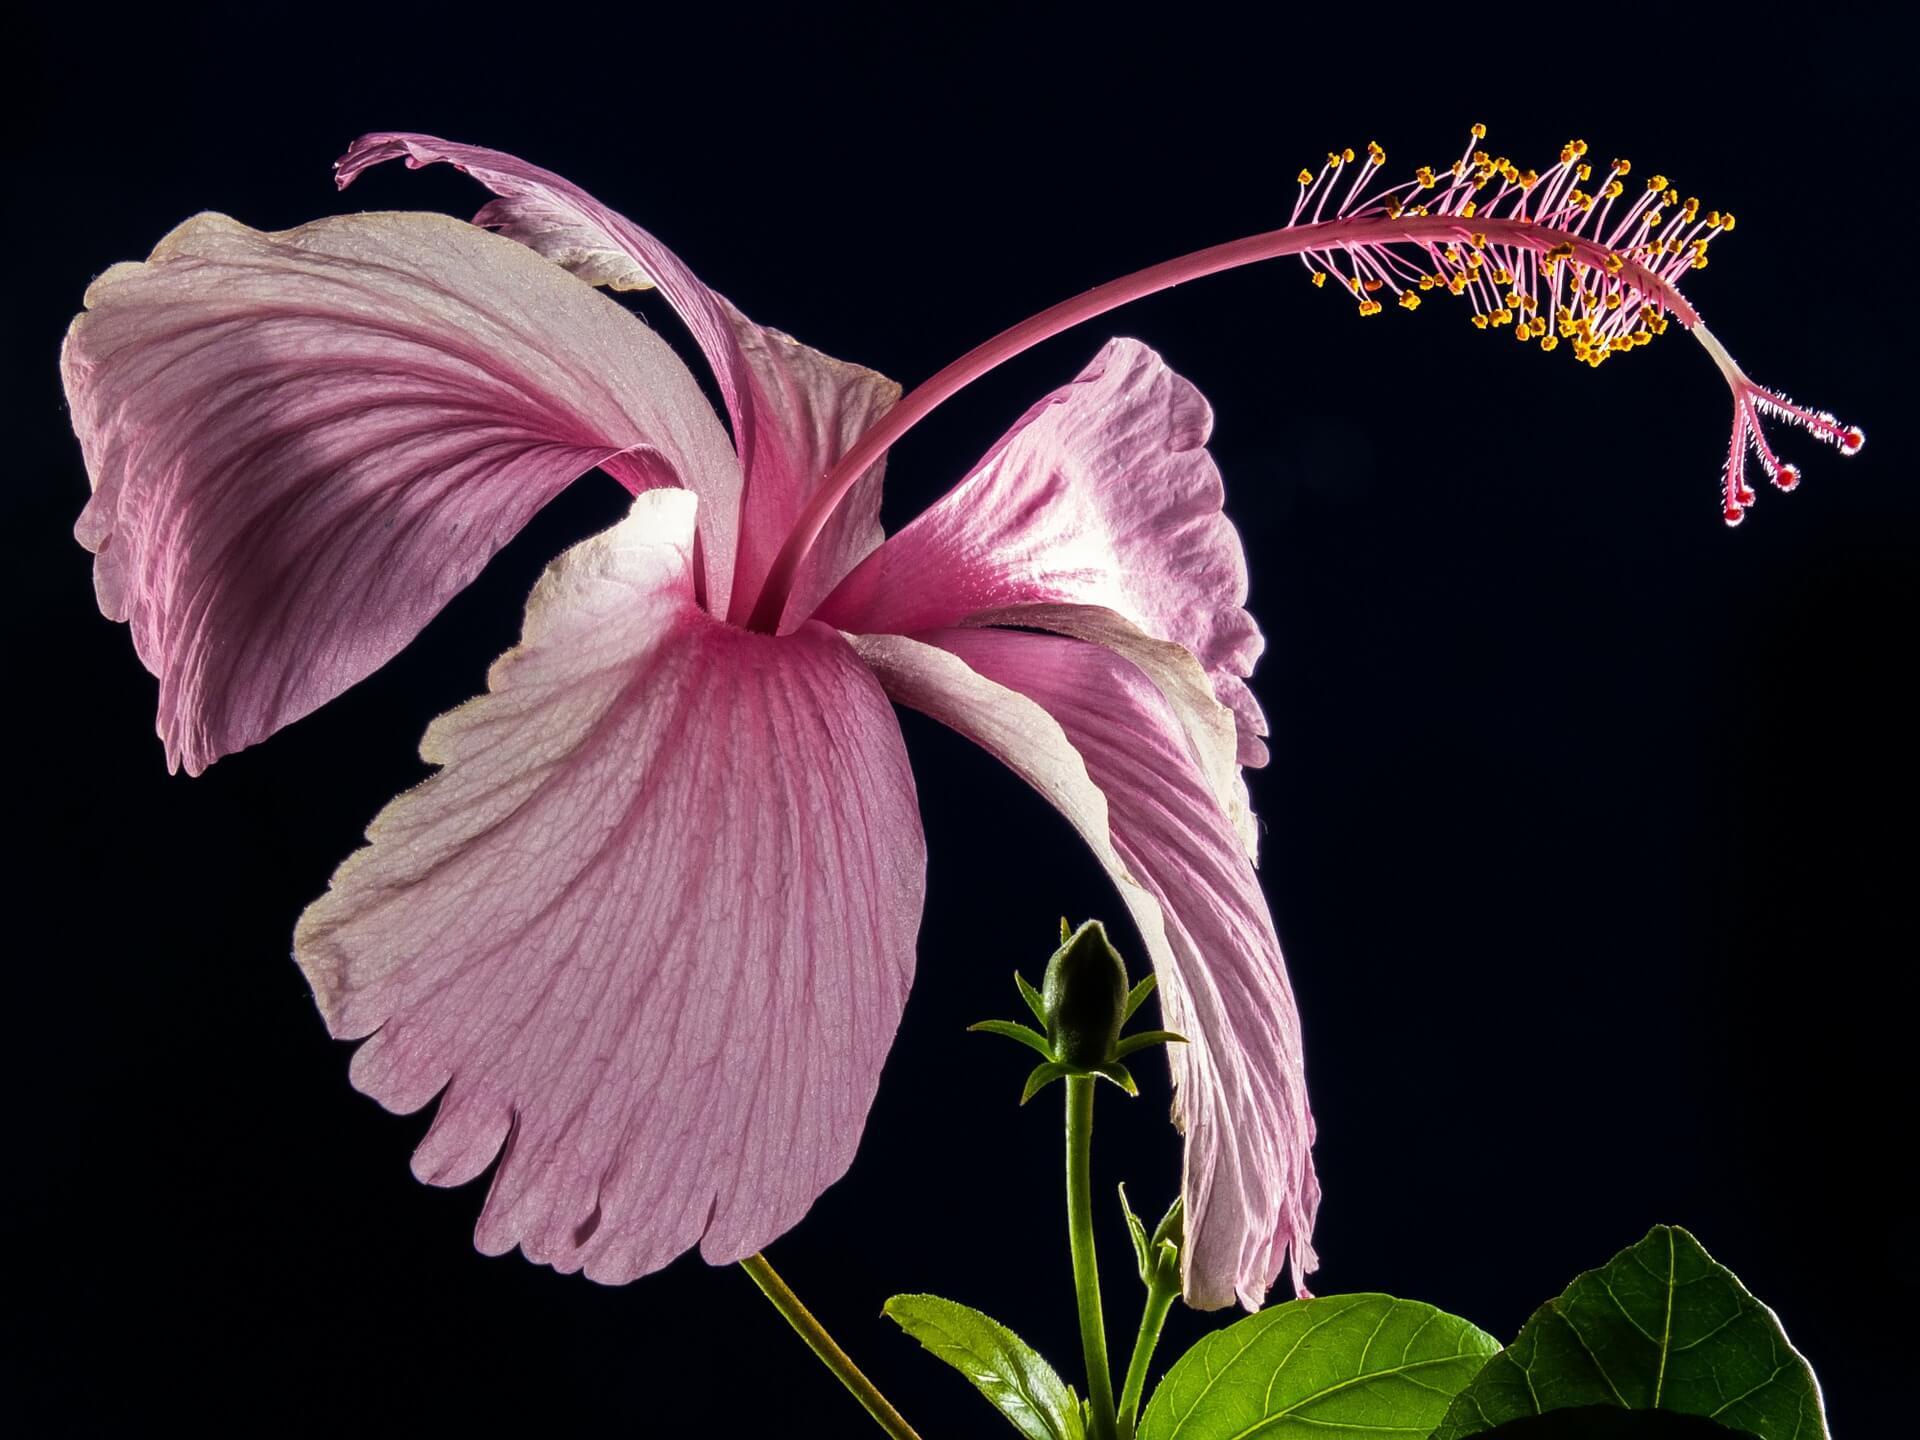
[853,627,1316,1309]
[64,211,743,775]
[296,489,925,1280]
[337,134,900,630]
[818,338,1269,764]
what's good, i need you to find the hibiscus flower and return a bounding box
[63,134,1312,1311]
[62,128,1857,1314]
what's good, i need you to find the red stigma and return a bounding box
[1840,427,1865,456]
[1775,463,1802,492]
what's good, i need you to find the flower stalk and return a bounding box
[1116,1189,1185,1439]
[740,1252,922,1440]
[1117,1283,1177,1440]
[1066,1076,1119,1440]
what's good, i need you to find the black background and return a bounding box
[9,5,1910,1433]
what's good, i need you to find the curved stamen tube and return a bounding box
[742,128,1861,632]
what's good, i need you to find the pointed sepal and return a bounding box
[1021,1060,1074,1105]
[1093,1061,1138,1096]
[1113,1029,1188,1060]
[1015,970,1049,1026]
[1120,1183,1153,1277]
[1122,973,1157,1022]
[967,1018,1056,1059]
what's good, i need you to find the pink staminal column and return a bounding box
[744,126,1860,630]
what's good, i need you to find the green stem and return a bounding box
[1116,1279,1179,1438]
[1066,1076,1118,1440]
[740,1252,922,1440]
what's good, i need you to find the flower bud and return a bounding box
[1042,920,1129,1068]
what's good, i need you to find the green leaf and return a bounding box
[1431,1225,1827,1440]
[884,1293,1086,1440]
[969,1018,1056,1059]
[1136,1293,1498,1439]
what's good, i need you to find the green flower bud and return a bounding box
[1042,920,1129,1067]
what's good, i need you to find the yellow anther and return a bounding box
[1605,292,1623,310]
[1471,122,1487,138]
[1349,275,1364,294]
[1545,242,1575,261]
[1415,165,1437,188]
[1501,162,1520,183]
[1451,159,1466,177]
[1418,274,1436,290]
[1518,168,1539,188]
[1683,196,1700,221]
[1408,204,1429,216]
[1461,200,1478,218]
[1505,289,1523,306]
[1612,158,1632,176]
[1358,299,1382,315]
[1572,138,1589,155]
[1721,211,1736,231]
[1297,168,1315,185]
[1400,291,1421,310]
[1343,146,1356,163]
[1692,253,1709,269]
[1329,150,1344,166]
[1383,195,1403,218]
[1559,145,1576,165]
[1540,333,1559,352]
[1646,210,1662,226]
[1471,313,1490,329]
[1605,253,1625,274]
[1706,210,1722,227]
[1467,251,1484,268]
[1448,274,1468,295]
[1444,244,1462,261]
[1473,150,1491,166]
[1311,271,1327,288]
[1646,174,1667,191]
[1603,180,1624,200]
[1471,232,1488,248]
[1515,320,1532,340]
[1493,267,1512,285]
[1367,141,1385,164]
